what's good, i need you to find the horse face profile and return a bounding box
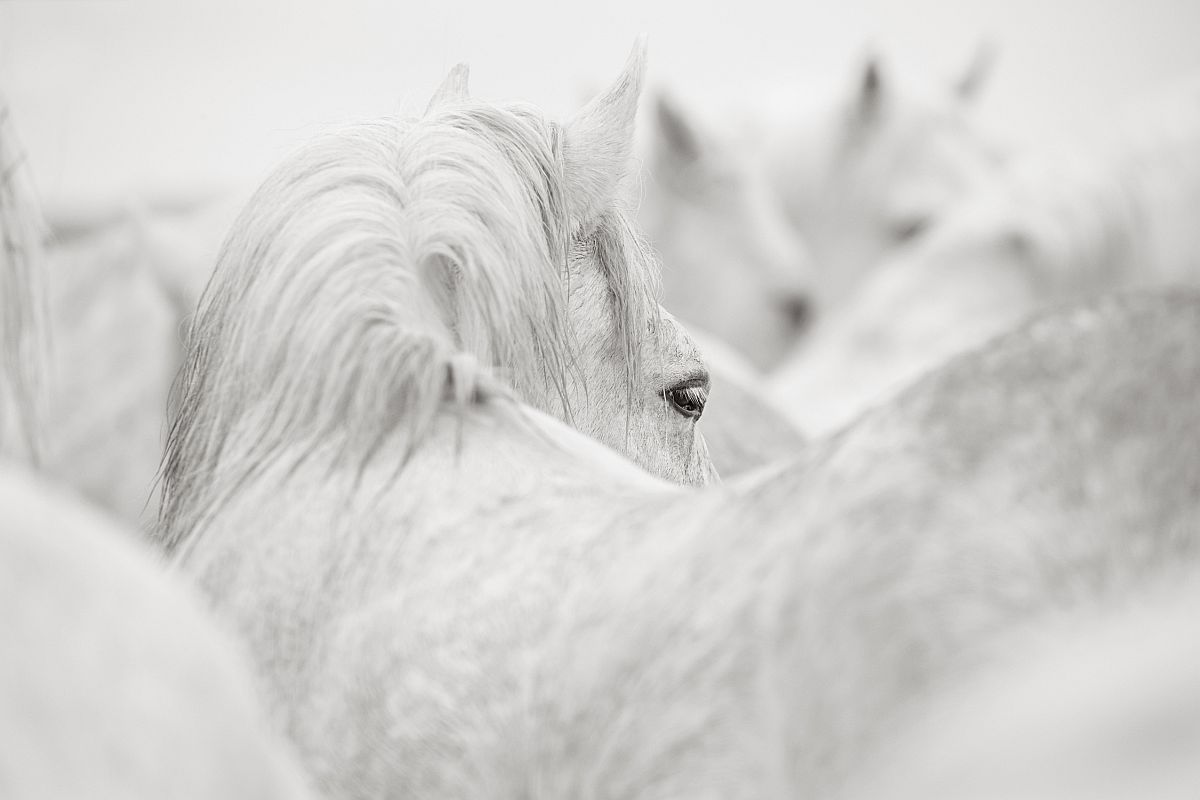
[554,207,716,486]
[641,93,815,370]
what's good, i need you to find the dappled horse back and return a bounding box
[729,291,1200,795]
[0,94,46,465]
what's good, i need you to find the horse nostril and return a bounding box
[781,294,813,333]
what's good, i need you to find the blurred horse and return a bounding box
[161,40,1200,798]
[841,577,1200,800]
[0,97,314,800]
[38,184,285,527]
[40,208,183,527]
[689,325,806,476]
[0,463,315,800]
[639,92,815,370]
[753,47,1004,315]
[770,74,1200,435]
[0,97,46,464]
[6,126,214,526]
[159,42,716,552]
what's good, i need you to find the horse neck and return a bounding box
[171,399,689,795]
[527,294,1200,797]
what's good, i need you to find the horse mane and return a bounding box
[0,96,47,465]
[158,99,660,550]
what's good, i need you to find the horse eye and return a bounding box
[780,294,813,333]
[664,383,708,420]
[892,217,931,244]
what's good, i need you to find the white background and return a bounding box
[3,0,1198,211]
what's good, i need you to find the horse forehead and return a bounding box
[655,311,708,376]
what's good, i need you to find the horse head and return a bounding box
[641,90,815,370]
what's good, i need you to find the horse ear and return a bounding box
[954,41,996,103]
[563,37,647,231]
[654,92,703,166]
[852,55,886,127]
[425,63,470,115]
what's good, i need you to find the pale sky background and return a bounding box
[3,0,1199,212]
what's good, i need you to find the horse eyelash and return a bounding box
[570,231,599,257]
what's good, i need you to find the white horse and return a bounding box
[753,48,1004,315]
[770,74,1200,435]
[0,97,314,800]
[159,43,715,556]
[0,462,316,800]
[160,40,1200,798]
[639,92,815,370]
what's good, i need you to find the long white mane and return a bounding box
[0,96,47,465]
[159,97,661,549]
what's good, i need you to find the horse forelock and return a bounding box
[0,96,47,465]
[159,99,661,548]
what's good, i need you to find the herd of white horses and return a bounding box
[3,38,1200,798]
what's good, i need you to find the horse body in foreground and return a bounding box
[173,279,1200,797]
[158,41,1200,791]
